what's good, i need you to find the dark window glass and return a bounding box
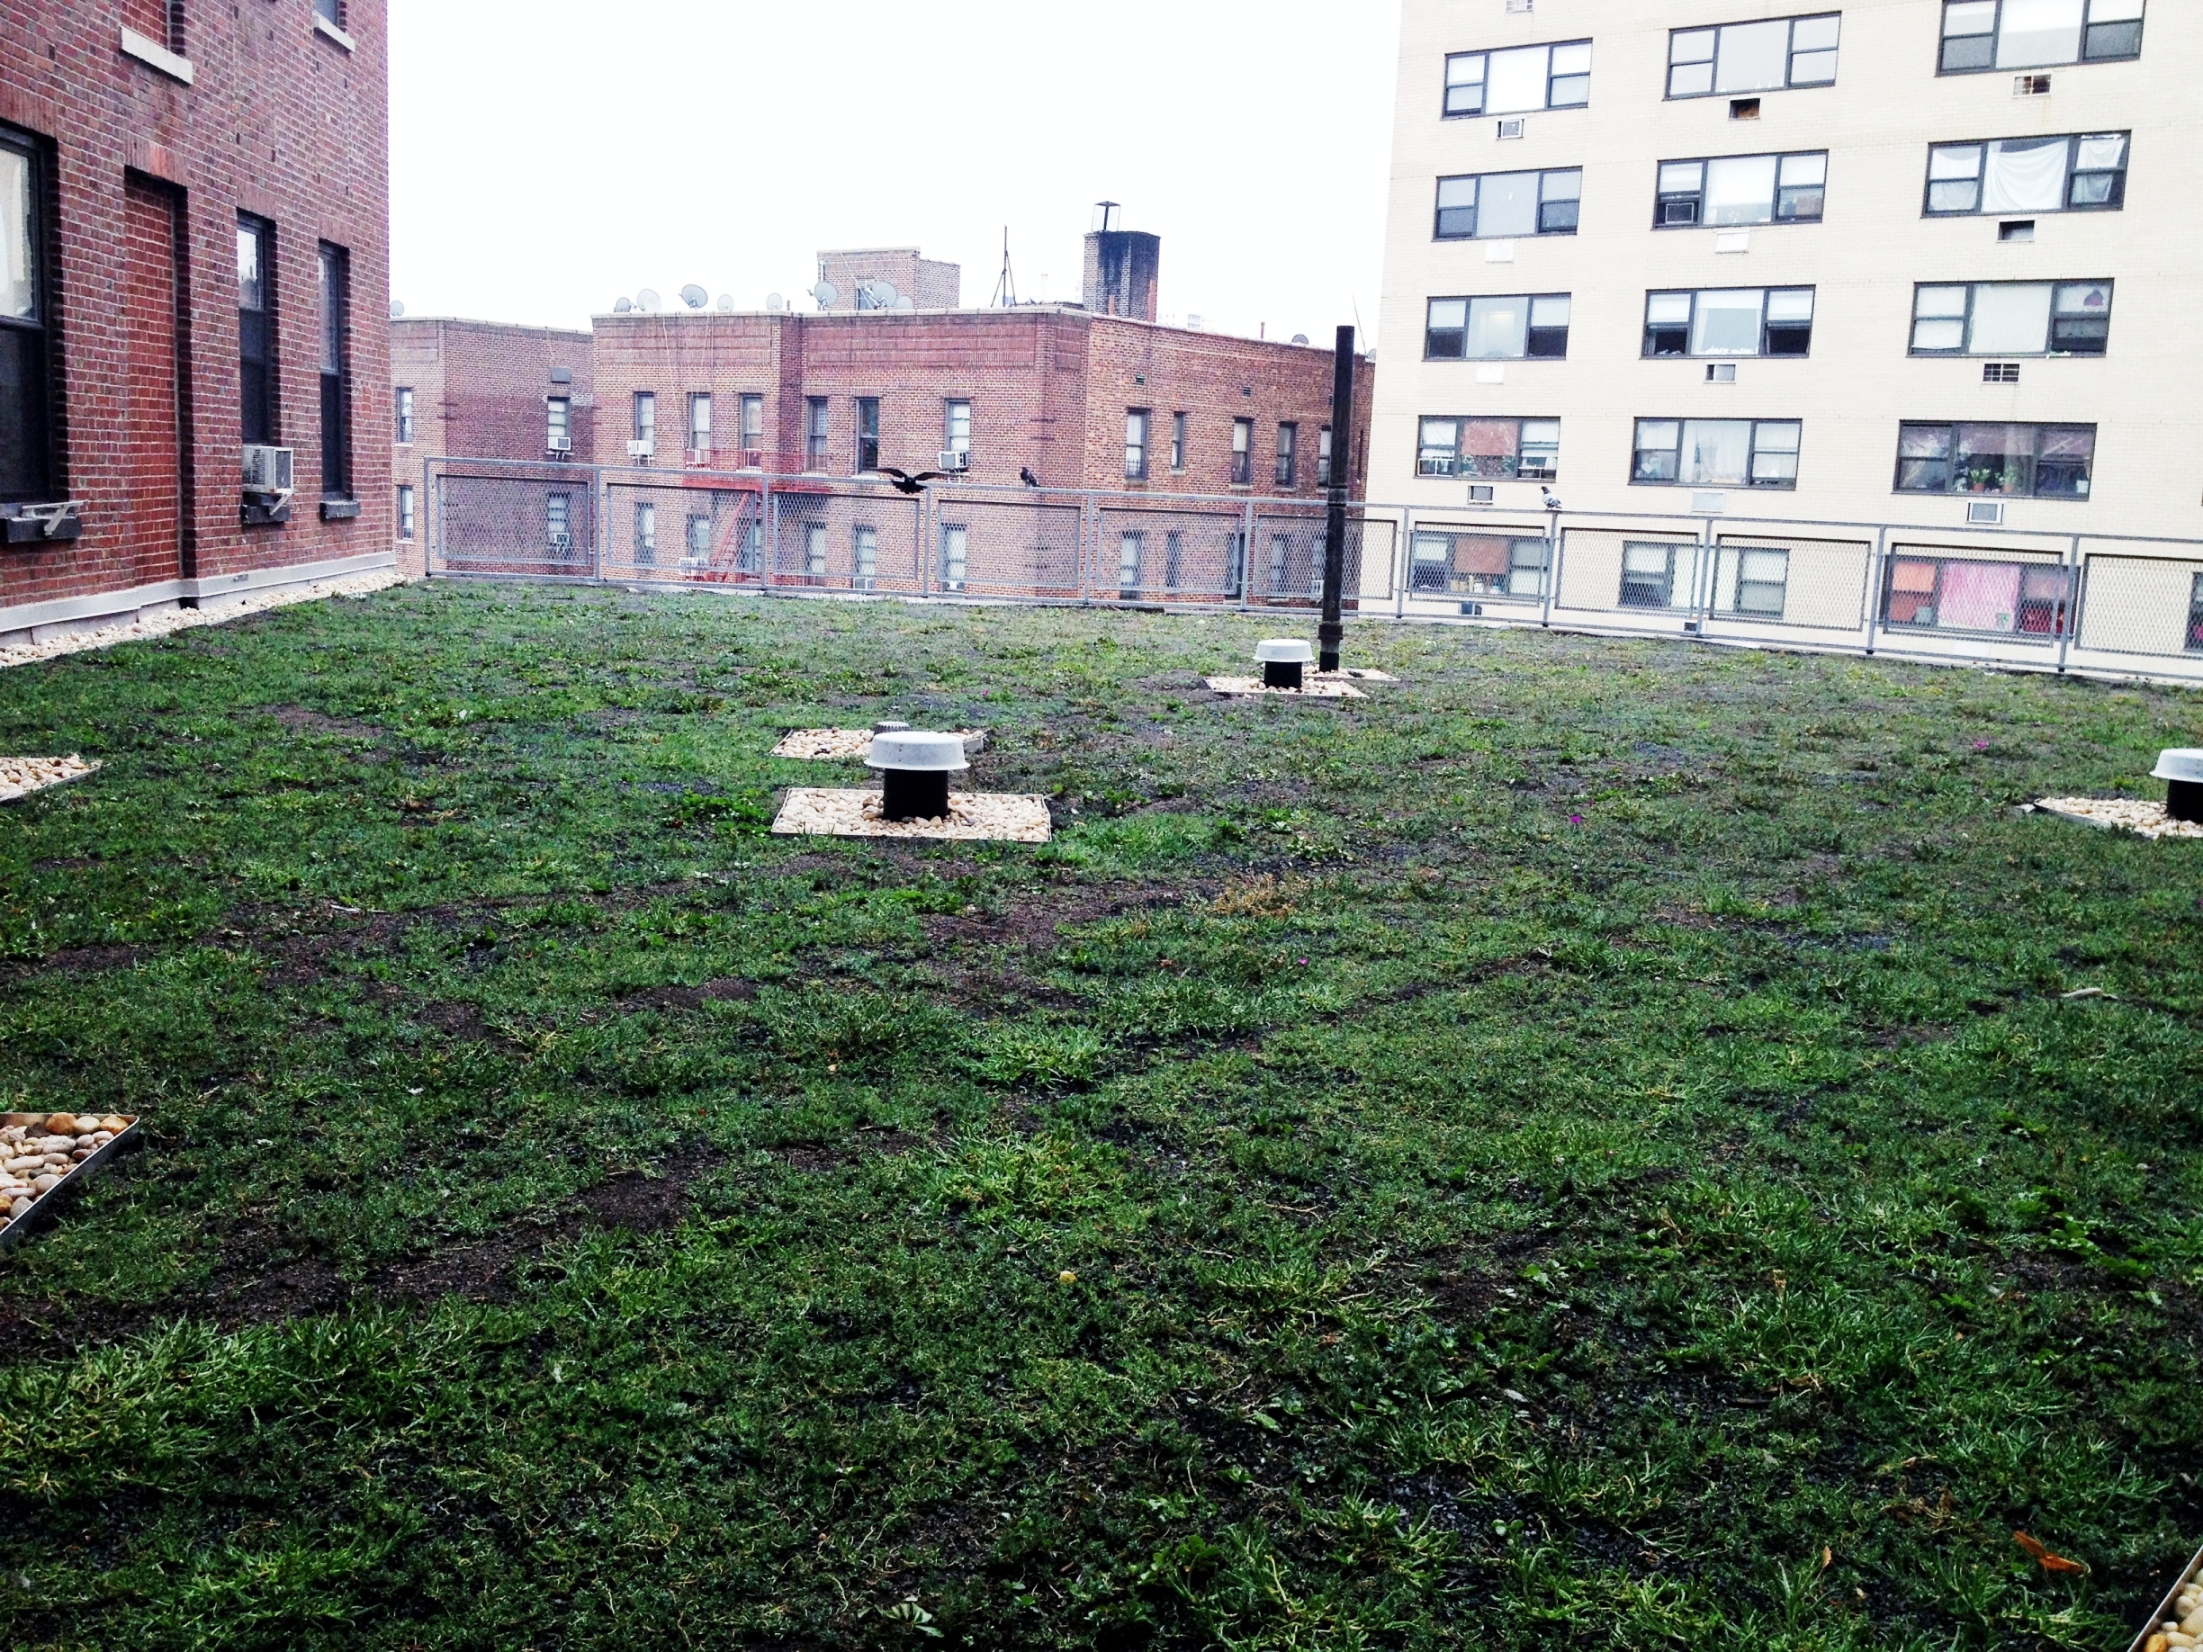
[1893,421,2096,499]
[317,243,351,498]
[1276,423,1297,488]
[2187,575,2203,652]
[805,396,828,469]
[1126,409,1150,480]
[855,396,880,473]
[238,216,276,447]
[1230,418,1251,486]
[314,0,341,24]
[0,128,52,503]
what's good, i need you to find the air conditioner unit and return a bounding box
[2014,74,2051,95]
[0,500,85,544]
[1967,500,2006,525]
[1497,118,1527,140]
[627,439,654,459]
[688,448,714,467]
[242,444,295,496]
[547,436,572,454]
[740,448,765,469]
[1467,484,1496,504]
[937,449,972,473]
[1706,363,1738,384]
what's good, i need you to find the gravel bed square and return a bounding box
[1205,677,1368,700]
[771,788,1051,843]
[0,756,99,803]
[772,729,988,761]
[0,1111,140,1248]
[2132,1543,2203,1652]
[2034,798,2203,841]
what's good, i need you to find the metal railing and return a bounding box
[421,457,2203,683]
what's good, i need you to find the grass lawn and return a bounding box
[0,582,2198,1652]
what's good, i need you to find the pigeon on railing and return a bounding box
[880,467,947,496]
[1020,467,1042,488]
[1541,487,1564,512]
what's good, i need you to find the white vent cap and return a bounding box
[1254,639,1315,665]
[2151,749,2203,784]
[866,731,970,773]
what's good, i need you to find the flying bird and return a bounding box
[1020,467,1042,488]
[879,467,947,496]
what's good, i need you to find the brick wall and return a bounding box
[816,250,961,314]
[1,0,391,622]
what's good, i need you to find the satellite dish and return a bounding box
[716,293,734,311]
[1291,333,1310,345]
[389,300,406,319]
[811,281,839,310]
[614,297,634,314]
[766,292,786,313]
[866,281,900,310]
[680,284,709,310]
[893,295,916,312]
[636,289,662,314]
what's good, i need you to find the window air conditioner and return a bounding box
[1497,118,1527,140]
[547,436,572,454]
[689,448,714,467]
[243,444,295,496]
[740,449,765,469]
[1967,501,2006,525]
[937,450,972,472]
[627,439,654,459]
[1467,484,1495,504]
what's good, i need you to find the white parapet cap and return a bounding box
[1254,639,1316,665]
[866,731,970,773]
[2151,750,2203,783]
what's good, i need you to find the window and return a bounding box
[689,392,712,456]
[1621,542,1687,608]
[0,128,50,504]
[394,386,414,446]
[740,393,764,454]
[317,244,351,498]
[1924,133,2130,215]
[636,502,657,566]
[1417,417,1561,480]
[1668,14,1841,97]
[1730,546,1791,615]
[2187,574,2203,652]
[547,396,571,451]
[1276,423,1298,488]
[805,397,828,469]
[1170,412,1187,471]
[1125,409,1150,480]
[1425,293,1572,360]
[1632,419,1802,488]
[314,0,341,22]
[1318,426,1334,487]
[396,484,415,540]
[1911,281,2112,356]
[1435,168,1581,239]
[1894,421,2095,498]
[1119,531,1144,594]
[1410,531,1550,598]
[739,521,763,574]
[1165,530,1185,590]
[855,397,880,473]
[238,216,276,448]
[1884,555,2075,635]
[1230,417,1253,485]
[853,523,878,586]
[634,392,656,452]
[1939,0,2144,73]
[547,492,572,553]
[940,523,968,590]
[805,522,827,577]
[1655,151,1827,227]
[683,513,710,566]
[944,398,971,456]
[1268,534,1293,595]
[1444,39,1593,116]
[1644,289,1816,357]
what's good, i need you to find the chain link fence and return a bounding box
[424,459,2203,683]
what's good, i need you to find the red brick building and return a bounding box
[391,318,593,576]
[0,0,391,642]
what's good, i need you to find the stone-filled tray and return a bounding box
[2130,1542,2203,1652]
[0,1111,143,1252]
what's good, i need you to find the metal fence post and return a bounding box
[424,460,437,580]
[1239,498,1257,612]
[1396,508,1413,620]
[1862,526,1889,656]
[592,464,607,584]
[761,478,775,596]
[1541,514,1561,629]
[2057,534,2082,674]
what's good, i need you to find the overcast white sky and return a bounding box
[389,1,1400,347]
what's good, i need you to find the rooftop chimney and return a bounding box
[1082,203,1160,323]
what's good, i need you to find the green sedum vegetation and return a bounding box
[0,581,2196,1650]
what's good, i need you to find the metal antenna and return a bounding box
[990,227,1018,308]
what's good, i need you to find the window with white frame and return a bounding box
[1435,169,1581,239]
[1410,531,1550,598]
[689,393,712,456]
[740,393,764,454]
[940,523,968,589]
[1644,288,1816,358]
[1939,0,2144,73]
[1170,412,1187,471]
[1426,294,1572,360]
[635,502,657,565]
[685,513,710,565]
[394,386,414,445]
[1276,423,1298,488]
[1317,425,1334,486]
[1119,531,1144,593]
[1632,419,1802,488]
[1726,546,1791,615]
[1444,40,1592,116]
[855,397,880,474]
[853,523,878,586]
[1668,14,1840,98]
[1231,418,1253,485]
[1924,133,2129,215]
[634,392,656,451]
[944,399,972,456]
[1894,422,2095,498]
[1655,152,1827,227]
[1125,409,1150,480]
[547,396,571,452]
[1910,280,2111,355]
[805,397,829,469]
[804,522,827,577]
[396,484,415,540]
[1884,554,2074,635]
[1417,416,1561,480]
[547,492,573,553]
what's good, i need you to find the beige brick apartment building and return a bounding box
[1375,0,2203,662]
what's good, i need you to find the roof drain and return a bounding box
[868,730,968,821]
[2153,750,2203,823]
[1255,639,1314,692]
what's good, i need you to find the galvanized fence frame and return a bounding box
[424,457,2203,685]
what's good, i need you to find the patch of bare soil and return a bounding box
[264,705,383,740]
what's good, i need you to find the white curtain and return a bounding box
[0,151,30,319]
[1683,421,1752,487]
[1982,139,2069,212]
[1968,283,2054,354]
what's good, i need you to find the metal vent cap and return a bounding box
[2151,749,2203,784]
[867,731,970,772]
[1254,639,1315,666]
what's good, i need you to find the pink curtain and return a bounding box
[1939,561,2024,633]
